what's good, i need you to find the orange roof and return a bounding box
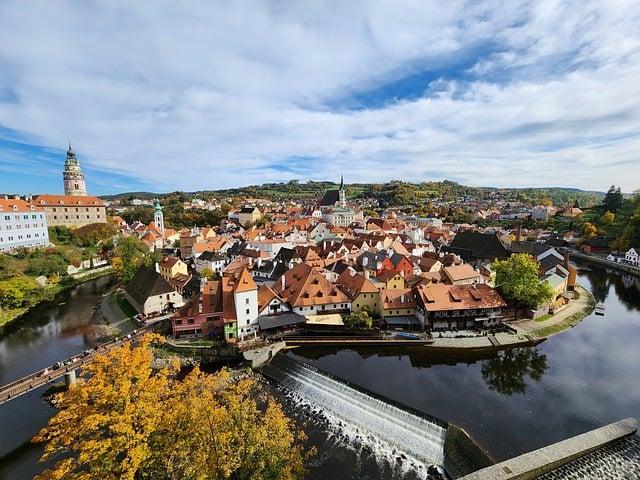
[336,269,379,299]
[234,267,258,293]
[380,288,416,310]
[33,195,104,206]
[0,198,42,212]
[415,284,506,312]
[273,263,349,308]
[443,264,480,282]
[257,284,284,312]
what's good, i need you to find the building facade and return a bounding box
[0,198,49,252]
[33,195,107,228]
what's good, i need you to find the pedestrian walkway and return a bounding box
[505,285,594,338]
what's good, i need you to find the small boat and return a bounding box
[595,303,606,316]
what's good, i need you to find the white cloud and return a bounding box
[0,0,639,192]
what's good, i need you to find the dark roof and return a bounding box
[319,189,339,207]
[510,241,552,257]
[226,241,247,257]
[198,250,226,262]
[539,254,564,272]
[544,236,570,248]
[383,315,422,326]
[240,206,258,213]
[274,247,297,263]
[125,266,175,306]
[257,313,307,330]
[443,232,509,262]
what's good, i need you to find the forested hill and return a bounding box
[103,180,605,208]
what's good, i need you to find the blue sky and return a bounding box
[1,0,639,195]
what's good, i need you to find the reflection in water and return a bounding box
[480,348,548,396]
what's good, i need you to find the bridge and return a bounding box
[0,318,169,406]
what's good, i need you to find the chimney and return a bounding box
[364,270,370,279]
[281,275,286,290]
[154,262,160,273]
[401,294,405,303]
[400,270,405,278]
[349,267,356,277]
[362,257,368,267]
[564,252,569,268]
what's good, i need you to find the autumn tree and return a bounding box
[493,254,554,318]
[582,222,597,239]
[201,267,215,280]
[34,335,307,480]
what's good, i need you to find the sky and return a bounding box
[0,0,639,195]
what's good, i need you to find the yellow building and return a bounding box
[159,256,188,280]
[33,195,106,228]
[336,269,380,313]
[238,206,261,227]
[376,270,406,290]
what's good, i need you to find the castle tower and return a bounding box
[338,174,346,208]
[63,142,88,196]
[154,199,165,235]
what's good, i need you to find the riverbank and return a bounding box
[505,285,596,339]
[0,267,113,330]
[571,251,640,276]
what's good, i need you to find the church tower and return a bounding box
[338,174,346,208]
[63,142,88,196]
[154,199,165,235]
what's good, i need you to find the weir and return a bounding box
[262,353,449,469]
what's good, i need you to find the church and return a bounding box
[318,175,363,227]
[32,143,107,228]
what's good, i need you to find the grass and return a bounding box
[532,291,596,339]
[115,293,138,318]
[534,313,552,323]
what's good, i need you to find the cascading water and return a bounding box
[262,354,448,471]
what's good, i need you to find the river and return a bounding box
[0,275,117,479]
[1,266,639,479]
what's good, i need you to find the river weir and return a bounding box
[262,353,450,475]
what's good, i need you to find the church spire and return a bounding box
[340,173,344,190]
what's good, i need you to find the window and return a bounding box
[175,319,183,325]
[246,319,250,325]
[245,298,249,304]
[187,318,194,324]
[245,308,250,314]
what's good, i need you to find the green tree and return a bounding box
[493,254,554,318]
[602,211,615,224]
[344,309,373,329]
[603,185,624,213]
[0,275,41,308]
[111,236,151,284]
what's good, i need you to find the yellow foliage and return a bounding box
[33,335,307,480]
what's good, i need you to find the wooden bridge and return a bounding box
[0,319,168,406]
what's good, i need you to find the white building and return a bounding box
[195,251,227,274]
[321,207,363,228]
[625,248,640,267]
[0,198,49,252]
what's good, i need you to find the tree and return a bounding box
[72,223,117,247]
[200,267,215,280]
[603,185,624,213]
[602,210,615,224]
[582,222,597,239]
[344,309,373,329]
[493,254,554,318]
[0,275,41,308]
[111,236,151,284]
[34,335,307,480]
